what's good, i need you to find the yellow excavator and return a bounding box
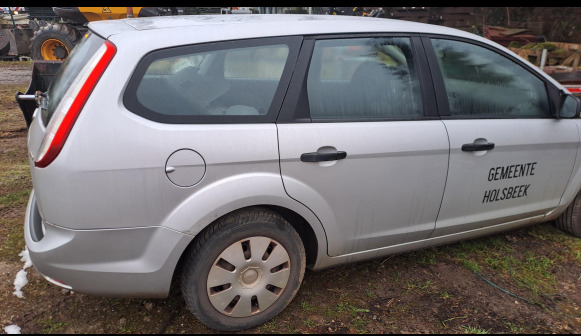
[1,7,176,61]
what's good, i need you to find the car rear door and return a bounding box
[276,35,449,257]
[422,36,579,237]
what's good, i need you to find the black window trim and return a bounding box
[123,36,303,124]
[276,32,440,124]
[420,34,560,119]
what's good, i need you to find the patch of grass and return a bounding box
[458,239,490,254]
[489,236,512,253]
[326,306,336,318]
[335,301,348,313]
[365,289,374,298]
[462,259,481,273]
[440,291,451,299]
[352,316,368,331]
[391,270,402,283]
[0,161,31,210]
[330,300,370,324]
[303,318,315,328]
[505,322,524,333]
[462,325,490,334]
[0,217,25,261]
[0,60,33,68]
[41,317,68,334]
[0,85,28,111]
[443,235,511,260]
[0,160,30,179]
[257,320,282,333]
[453,225,566,302]
[509,251,557,298]
[119,323,137,334]
[404,279,433,294]
[485,255,516,271]
[406,248,438,265]
[0,189,30,207]
[441,315,468,328]
[349,306,370,315]
[528,224,581,263]
[301,300,313,312]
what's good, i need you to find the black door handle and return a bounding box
[462,142,495,152]
[301,151,347,162]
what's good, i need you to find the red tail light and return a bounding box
[35,41,116,168]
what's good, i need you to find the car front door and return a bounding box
[424,37,579,237]
[277,35,449,257]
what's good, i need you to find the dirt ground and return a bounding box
[1,62,580,334]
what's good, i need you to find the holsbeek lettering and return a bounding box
[487,162,536,182]
[482,184,530,203]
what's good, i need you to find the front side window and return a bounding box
[124,38,297,123]
[431,39,550,118]
[307,37,423,120]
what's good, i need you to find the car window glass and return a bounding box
[225,46,288,79]
[135,44,289,117]
[431,39,550,117]
[307,37,423,120]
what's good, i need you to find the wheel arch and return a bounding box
[260,205,319,269]
[170,204,323,293]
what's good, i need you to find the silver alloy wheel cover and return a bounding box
[207,236,291,317]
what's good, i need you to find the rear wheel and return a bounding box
[30,24,78,61]
[556,192,581,237]
[181,207,306,331]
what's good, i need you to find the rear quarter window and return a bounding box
[123,37,300,124]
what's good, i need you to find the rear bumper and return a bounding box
[24,190,193,298]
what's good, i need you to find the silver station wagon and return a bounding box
[22,14,581,331]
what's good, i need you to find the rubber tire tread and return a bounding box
[556,192,581,237]
[30,23,78,60]
[180,207,306,331]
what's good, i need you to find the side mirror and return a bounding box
[559,94,581,118]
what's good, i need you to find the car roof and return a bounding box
[89,14,565,90]
[89,14,481,42]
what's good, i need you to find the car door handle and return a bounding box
[461,142,495,152]
[300,151,347,162]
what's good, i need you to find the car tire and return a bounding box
[556,192,581,237]
[181,207,306,331]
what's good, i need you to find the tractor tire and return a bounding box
[30,23,78,61]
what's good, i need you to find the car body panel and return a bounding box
[278,121,449,256]
[434,119,579,236]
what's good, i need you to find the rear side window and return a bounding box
[307,37,423,120]
[430,39,550,118]
[46,32,104,121]
[124,37,300,124]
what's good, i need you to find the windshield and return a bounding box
[46,31,104,121]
